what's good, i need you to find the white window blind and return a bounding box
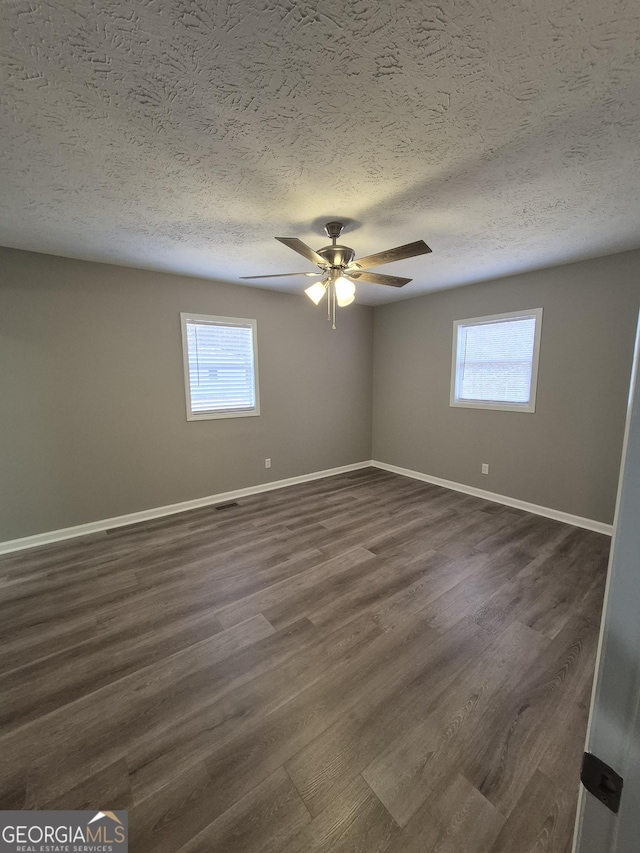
[181,314,259,420]
[451,309,542,412]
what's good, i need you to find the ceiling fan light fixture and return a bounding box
[334,275,356,307]
[304,280,327,305]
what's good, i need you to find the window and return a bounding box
[450,308,543,413]
[180,313,259,420]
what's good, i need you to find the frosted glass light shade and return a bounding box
[335,276,355,307]
[305,281,327,304]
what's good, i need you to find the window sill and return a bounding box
[186,409,261,421]
[450,400,536,413]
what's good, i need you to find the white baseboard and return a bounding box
[0,461,373,555]
[1,458,612,555]
[371,460,613,536]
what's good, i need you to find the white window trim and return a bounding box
[180,312,260,421]
[450,307,543,413]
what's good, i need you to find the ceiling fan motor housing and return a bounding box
[317,244,355,268]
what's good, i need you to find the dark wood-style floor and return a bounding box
[0,469,609,852]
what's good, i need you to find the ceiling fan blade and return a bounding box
[240,272,323,279]
[352,240,432,270]
[275,237,327,267]
[348,271,412,287]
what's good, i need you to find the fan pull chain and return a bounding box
[332,282,336,330]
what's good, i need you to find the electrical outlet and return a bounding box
[481,463,489,475]
[265,458,271,469]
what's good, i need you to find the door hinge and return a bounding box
[581,752,624,814]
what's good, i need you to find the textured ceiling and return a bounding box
[1,0,640,305]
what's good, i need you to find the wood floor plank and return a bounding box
[93,545,325,640]
[215,546,377,628]
[0,608,224,733]
[30,615,314,807]
[0,613,98,676]
[473,512,562,557]
[262,552,397,631]
[536,661,594,796]
[0,614,275,806]
[423,544,532,633]
[186,615,440,829]
[301,551,448,633]
[131,764,311,853]
[40,758,132,811]
[462,615,600,817]
[128,761,217,853]
[281,774,402,853]
[175,767,311,853]
[363,508,460,560]
[0,569,140,637]
[394,772,505,853]
[490,769,575,853]
[361,619,549,828]
[513,528,609,638]
[0,469,608,852]
[127,614,383,804]
[369,549,488,631]
[437,507,524,558]
[284,617,490,817]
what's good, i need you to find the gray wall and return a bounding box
[372,250,640,524]
[0,247,374,541]
[4,245,639,541]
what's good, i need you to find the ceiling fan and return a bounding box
[241,221,432,328]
